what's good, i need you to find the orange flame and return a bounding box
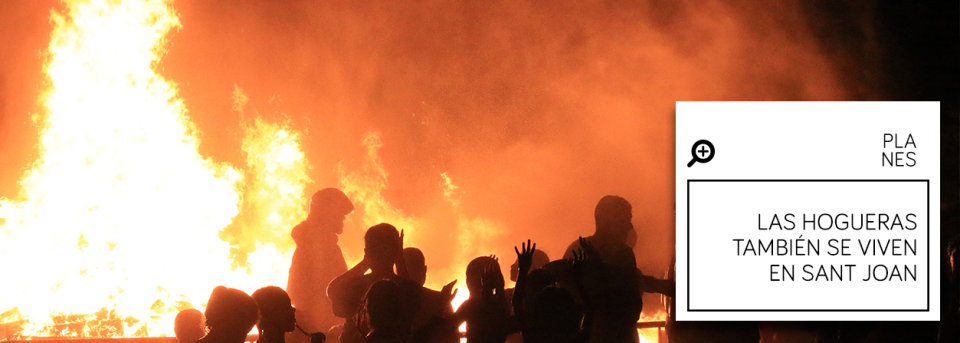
[336,131,421,267]
[0,0,308,338]
[439,172,504,273]
[223,85,310,275]
[0,2,675,341]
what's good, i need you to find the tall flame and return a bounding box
[0,0,308,338]
[439,172,503,273]
[0,1,670,341]
[337,131,421,266]
[337,135,510,317]
[223,86,310,274]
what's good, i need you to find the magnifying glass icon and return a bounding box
[687,139,715,167]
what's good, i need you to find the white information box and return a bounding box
[675,101,940,321]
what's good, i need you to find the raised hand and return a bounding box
[480,262,493,295]
[572,248,586,265]
[491,262,504,292]
[480,260,504,296]
[571,247,591,279]
[578,236,600,261]
[513,239,536,276]
[395,229,409,278]
[440,279,458,302]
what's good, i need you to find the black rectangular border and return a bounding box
[686,179,930,312]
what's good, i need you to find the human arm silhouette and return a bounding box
[440,280,457,305]
[512,240,535,313]
[481,260,505,299]
[572,236,601,340]
[512,240,536,336]
[638,272,674,296]
[327,257,369,318]
[394,229,410,280]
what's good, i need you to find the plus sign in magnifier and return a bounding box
[687,139,715,167]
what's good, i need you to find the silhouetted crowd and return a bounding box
[172,188,960,343]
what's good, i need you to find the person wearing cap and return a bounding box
[287,188,354,342]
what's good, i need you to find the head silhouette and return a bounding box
[175,308,205,343]
[510,249,550,282]
[251,286,296,334]
[204,286,259,343]
[364,223,401,274]
[594,195,633,243]
[307,188,354,234]
[465,256,501,294]
[402,247,427,286]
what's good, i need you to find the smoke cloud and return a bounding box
[1,0,857,316]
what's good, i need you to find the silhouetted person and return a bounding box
[558,196,642,343]
[362,280,408,343]
[199,286,259,343]
[561,196,679,342]
[403,247,428,287]
[567,238,641,343]
[287,188,353,343]
[175,308,206,343]
[455,256,511,343]
[512,240,575,343]
[505,246,549,343]
[562,195,636,269]
[328,223,418,343]
[252,286,298,343]
[402,247,459,343]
